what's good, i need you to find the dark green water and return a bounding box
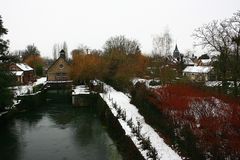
[0,101,123,160]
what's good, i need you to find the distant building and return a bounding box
[9,63,35,84]
[47,50,71,81]
[173,44,181,59]
[197,59,212,66]
[183,66,213,81]
[183,57,195,66]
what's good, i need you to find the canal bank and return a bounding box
[96,94,145,160]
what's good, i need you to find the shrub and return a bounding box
[149,80,161,86]
[150,84,240,159]
[33,84,43,93]
[147,146,158,160]
[127,118,133,128]
[132,121,142,137]
[140,136,151,150]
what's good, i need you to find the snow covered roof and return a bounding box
[11,71,23,76]
[16,63,33,71]
[183,58,194,65]
[183,66,213,73]
[200,59,212,65]
[208,52,220,58]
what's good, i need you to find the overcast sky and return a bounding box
[1,0,240,58]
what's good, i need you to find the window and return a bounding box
[59,64,64,69]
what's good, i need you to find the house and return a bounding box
[197,59,212,66]
[183,57,194,66]
[183,66,213,81]
[47,50,71,81]
[9,63,35,84]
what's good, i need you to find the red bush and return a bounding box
[149,84,240,158]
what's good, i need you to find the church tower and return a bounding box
[173,44,180,59]
[59,49,66,59]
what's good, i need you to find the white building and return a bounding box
[183,66,213,81]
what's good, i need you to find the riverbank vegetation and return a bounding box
[0,16,15,111]
[130,82,240,159]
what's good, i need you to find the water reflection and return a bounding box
[0,100,122,160]
[0,121,22,160]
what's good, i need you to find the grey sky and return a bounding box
[1,0,240,58]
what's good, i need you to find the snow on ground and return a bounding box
[11,77,47,96]
[72,85,90,95]
[205,81,222,87]
[99,81,182,160]
[1,77,47,117]
[0,111,8,117]
[205,81,240,87]
[34,77,47,86]
[46,80,73,84]
[132,78,161,89]
[183,66,213,74]
[12,85,33,96]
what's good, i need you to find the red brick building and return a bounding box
[9,63,35,84]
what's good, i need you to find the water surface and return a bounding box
[0,101,122,160]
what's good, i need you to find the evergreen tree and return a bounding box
[0,15,14,111]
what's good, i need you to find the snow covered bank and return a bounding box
[34,77,47,86]
[205,81,240,87]
[11,77,47,97]
[1,77,47,115]
[99,81,182,160]
[72,85,90,95]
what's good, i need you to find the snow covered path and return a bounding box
[100,82,182,160]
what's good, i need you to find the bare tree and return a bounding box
[226,11,240,95]
[21,44,40,60]
[193,20,232,90]
[62,41,68,59]
[152,29,172,56]
[103,35,141,55]
[71,44,90,57]
[52,44,58,60]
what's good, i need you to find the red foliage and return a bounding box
[149,84,240,158]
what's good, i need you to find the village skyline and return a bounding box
[1,0,240,58]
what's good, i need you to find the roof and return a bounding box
[183,57,194,65]
[183,66,213,74]
[16,63,33,71]
[208,52,220,58]
[11,71,23,76]
[47,56,70,72]
[200,59,211,65]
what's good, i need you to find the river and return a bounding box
[0,98,123,160]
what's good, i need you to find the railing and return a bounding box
[55,76,69,81]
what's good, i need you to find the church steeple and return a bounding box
[59,49,66,59]
[173,44,180,58]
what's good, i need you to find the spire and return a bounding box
[173,44,180,58]
[174,44,179,53]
